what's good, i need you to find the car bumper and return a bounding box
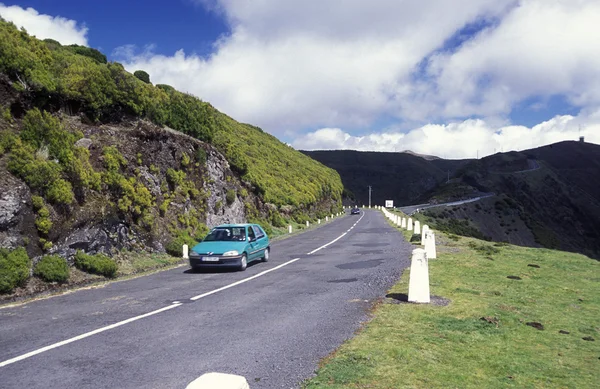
[189,255,243,268]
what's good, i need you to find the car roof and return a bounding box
[214,224,256,228]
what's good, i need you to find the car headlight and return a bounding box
[222,250,239,256]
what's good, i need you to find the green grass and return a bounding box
[304,227,600,388]
[114,252,185,275]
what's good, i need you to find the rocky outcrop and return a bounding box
[0,160,33,250]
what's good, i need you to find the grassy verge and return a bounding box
[303,227,599,388]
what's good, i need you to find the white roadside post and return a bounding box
[326,216,329,222]
[408,218,413,231]
[186,372,250,389]
[421,225,429,245]
[306,221,309,227]
[408,248,430,303]
[318,219,321,224]
[425,230,437,259]
[182,244,189,260]
[414,220,421,235]
[288,225,292,234]
[401,218,407,229]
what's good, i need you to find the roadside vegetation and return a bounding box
[304,225,599,388]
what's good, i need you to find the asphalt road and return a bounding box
[0,210,412,389]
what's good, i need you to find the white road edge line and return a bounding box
[307,213,365,255]
[0,303,182,368]
[190,258,301,301]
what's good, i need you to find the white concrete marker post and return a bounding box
[182,244,189,260]
[408,248,430,304]
[186,372,250,389]
[401,218,407,229]
[421,225,429,245]
[288,225,292,234]
[318,219,321,224]
[306,221,309,227]
[326,216,329,222]
[408,218,413,231]
[425,231,437,259]
[414,220,421,235]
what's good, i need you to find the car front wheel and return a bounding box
[239,254,247,271]
[262,247,270,262]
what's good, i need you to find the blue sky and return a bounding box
[1,0,599,158]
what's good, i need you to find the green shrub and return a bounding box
[35,205,52,235]
[195,148,207,165]
[46,178,74,205]
[65,45,107,64]
[133,70,150,84]
[74,250,117,278]
[34,255,69,283]
[102,146,126,172]
[226,189,236,205]
[0,247,30,294]
[181,152,191,168]
[166,168,186,189]
[166,230,198,257]
[31,195,44,210]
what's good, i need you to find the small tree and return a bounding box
[134,70,151,84]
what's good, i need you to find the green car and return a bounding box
[189,224,270,271]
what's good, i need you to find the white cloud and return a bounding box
[117,0,509,132]
[411,0,600,120]
[117,0,600,146]
[0,3,88,45]
[292,112,600,159]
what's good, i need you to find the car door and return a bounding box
[252,225,268,254]
[247,226,259,261]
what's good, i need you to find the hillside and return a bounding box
[420,141,600,260]
[0,19,343,265]
[301,150,472,206]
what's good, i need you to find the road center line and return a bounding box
[307,213,365,255]
[1,257,305,368]
[0,303,182,368]
[190,258,301,301]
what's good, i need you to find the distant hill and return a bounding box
[305,141,600,260]
[301,150,472,206]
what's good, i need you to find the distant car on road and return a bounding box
[350,207,361,215]
[189,224,270,271]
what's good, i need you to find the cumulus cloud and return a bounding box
[116,0,600,150]
[0,3,88,45]
[292,112,600,159]
[116,0,509,132]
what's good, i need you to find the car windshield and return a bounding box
[203,227,247,242]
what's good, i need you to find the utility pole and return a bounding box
[368,186,372,208]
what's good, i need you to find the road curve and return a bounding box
[0,210,412,389]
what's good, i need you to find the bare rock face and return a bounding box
[204,149,247,228]
[50,222,142,264]
[0,167,33,250]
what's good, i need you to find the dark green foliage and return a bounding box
[65,45,107,64]
[166,230,198,257]
[74,250,117,278]
[410,234,421,243]
[33,255,69,283]
[195,147,207,165]
[0,247,30,294]
[133,70,150,84]
[226,189,236,205]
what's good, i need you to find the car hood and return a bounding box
[191,241,247,255]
